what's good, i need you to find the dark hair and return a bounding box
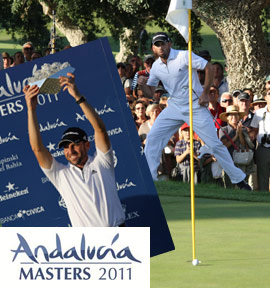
[117,62,126,69]
[243,88,253,93]
[212,62,224,73]
[210,85,219,90]
[134,99,148,109]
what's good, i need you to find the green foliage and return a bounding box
[0,0,50,51]
[0,0,203,56]
[41,0,104,41]
[156,11,202,50]
[260,8,270,45]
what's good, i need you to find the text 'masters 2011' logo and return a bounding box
[11,231,143,282]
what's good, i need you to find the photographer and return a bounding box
[250,90,270,191]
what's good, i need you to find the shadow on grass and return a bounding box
[0,38,21,45]
[201,34,224,62]
[156,181,270,221]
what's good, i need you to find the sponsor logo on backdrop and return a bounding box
[0,66,61,117]
[11,231,141,281]
[58,196,67,210]
[0,182,29,203]
[122,204,140,221]
[107,127,123,137]
[39,118,68,133]
[0,206,45,225]
[41,176,50,184]
[116,178,136,191]
[75,105,116,122]
[0,132,19,145]
[0,153,23,172]
[46,142,64,158]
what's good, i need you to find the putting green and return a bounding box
[151,195,270,288]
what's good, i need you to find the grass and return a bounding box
[151,182,270,288]
[0,29,22,56]
[156,181,270,202]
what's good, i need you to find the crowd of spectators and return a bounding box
[0,42,71,69]
[117,51,270,192]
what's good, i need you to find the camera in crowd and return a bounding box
[261,134,270,145]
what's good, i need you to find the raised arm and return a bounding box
[59,73,110,153]
[24,85,53,169]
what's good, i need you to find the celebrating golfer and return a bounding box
[144,32,251,190]
[24,73,125,227]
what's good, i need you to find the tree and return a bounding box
[192,0,270,93]
[0,0,50,51]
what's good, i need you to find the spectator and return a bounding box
[265,75,270,91]
[2,52,12,69]
[138,103,161,146]
[125,63,134,81]
[12,51,24,66]
[31,51,42,60]
[198,50,212,62]
[220,92,233,108]
[153,85,167,103]
[219,105,254,188]
[208,85,224,132]
[117,62,132,99]
[128,55,142,78]
[212,62,229,96]
[159,94,169,108]
[243,88,254,103]
[198,141,223,186]
[250,94,267,111]
[238,92,254,131]
[22,42,34,62]
[133,100,148,130]
[63,45,72,50]
[250,90,270,191]
[232,89,243,105]
[132,55,155,98]
[174,123,201,183]
[237,92,257,188]
[44,47,51,56]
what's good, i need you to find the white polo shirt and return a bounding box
[251,106,270,147]
[41,147,125,227]
[147,48,207,105]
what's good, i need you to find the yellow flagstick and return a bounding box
[188,9,196,264]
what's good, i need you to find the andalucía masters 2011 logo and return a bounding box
[1,227,150,288]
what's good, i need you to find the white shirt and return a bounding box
[41,147,125,227]
[218,77,229,97]
[147,48,207,105]
[251,106,270,147]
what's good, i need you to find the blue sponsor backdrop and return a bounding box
[0,38,174,256]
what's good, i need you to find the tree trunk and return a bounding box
[39,1,87,47]
[193,0,270,94]
[115,28,141,62]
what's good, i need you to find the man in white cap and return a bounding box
[143,32,251,190]
[22,42,34,62]
[24,73,125,226]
